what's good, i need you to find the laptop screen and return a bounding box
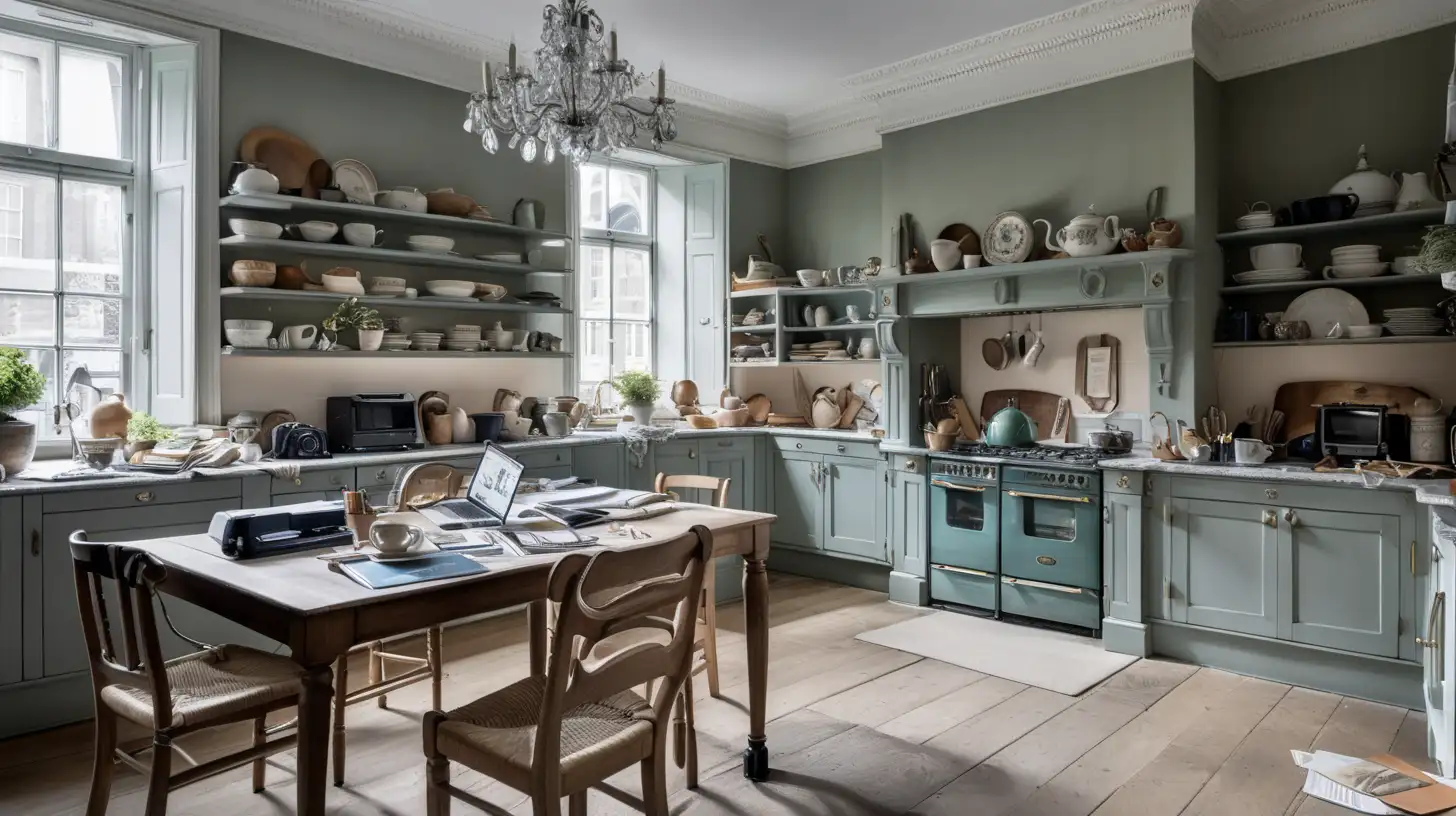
[465,443,525,520]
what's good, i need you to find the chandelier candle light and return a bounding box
[465,0,677,164]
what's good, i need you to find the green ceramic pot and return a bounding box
[984,406,1038,447]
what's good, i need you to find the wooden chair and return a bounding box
[69,531,304,816]
[331,462,455,785]
[423,526,713,816]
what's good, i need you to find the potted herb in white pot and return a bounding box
[612,370,660,425]
[323,298,386,352]
[0,347,46,477]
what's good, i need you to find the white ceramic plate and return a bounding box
[332,159,378,205]
[1283,288,1369,339]
[983,211,1035,265]
[1233,268,1310,284]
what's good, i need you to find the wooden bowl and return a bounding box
[230,260,276,287]
[925,430,956,452]
[426,189,476,217]
[274,264,307,289]
[745,394,771,424]
[686,415,717,430]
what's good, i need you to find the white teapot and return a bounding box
[1034,206,1120,258]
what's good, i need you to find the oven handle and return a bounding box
[931,480,987,493]
[1001,576,1090,595]
[931,564,994,578]
[1004,490,1092,504]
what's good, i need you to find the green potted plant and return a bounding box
[123,411,174,460]
[0,347,46,476]
[611,370,661,424]
[1415,225,1456,284]
[323,298,385,351]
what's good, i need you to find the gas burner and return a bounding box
[949,442,1118,466]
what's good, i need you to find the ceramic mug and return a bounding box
[280,324,317,350]
[1249,243,1302,271]
[796,269,824,287]
[845,305,861,323]
[542,412,572,437]
[1234,438,1273,465]
[963,254,983,269]
[369,522,423,555]
[342,223,383,247]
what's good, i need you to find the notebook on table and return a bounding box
[333,552,488,589]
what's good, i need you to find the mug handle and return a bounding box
[301,325,317,341]
[373,229,384,247]
[1342,193,1360,217]
[1322,266,1337,280]
[405,527,423,549]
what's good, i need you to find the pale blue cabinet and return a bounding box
[1103,490,1144,623]
[1170,497,1280,638]
[823,456,886,562]
[700,439,751,511]
[770,451,823,552]
[653,441,699,487]
[1282,508,1401,657]
[573,443,625,487]
[517,448,573,482]
[887,461,928,578]
[0,496,23,687]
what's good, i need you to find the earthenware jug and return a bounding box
[1035,207,1120,258]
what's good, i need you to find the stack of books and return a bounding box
[127,437,238,472]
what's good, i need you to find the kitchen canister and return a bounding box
[1411,414,1448,463]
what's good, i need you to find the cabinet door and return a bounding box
[770,451,823,551]
[271,491,339,506]
[1170,498,1279,638]
[573,443,625,488]
[700,445,749,510]
[824,456,887,563]
[0,497,22,686]
[1281,508,1400,657]
[1103,491,1144,623]
[652,441,700,485]
[1427,511,1455,776]
[889,467,928,577]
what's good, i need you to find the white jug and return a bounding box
[1394,171,1442,212]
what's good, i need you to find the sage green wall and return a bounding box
[728,158,788,275]
[219,32,567,231]
[785,150,883,270]
[1191,64,1224,412]
[1218,22,1456,227]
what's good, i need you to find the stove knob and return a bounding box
[1057,473,1066,484]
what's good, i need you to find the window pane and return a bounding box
[611,322,651,374]
[607,168,648,234]
[59,47,124,159]
[0,169,57,291]
[63,347,120,398]
[579,244,610,319]
[62,295,120,346]
[9,346,55,435]
[0,291,54,344]
[578,164,607,231]
[0,31,53,149]
[62,180,124,293]
[612,246,650,320]
[579,319,611,386]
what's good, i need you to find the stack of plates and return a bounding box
[517,291,563,308]
[1383,307,1446,336]
[410,331,443,351]
[1327,245,1386,279]
[1232,268,1311,284]
[1332,245,1380,263]
[788,340,844,362]
[444,325,482,351]
[379,332,410,351]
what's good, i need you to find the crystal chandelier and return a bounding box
[464,0,677,164]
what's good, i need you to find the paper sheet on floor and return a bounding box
[1293,750,1456,814]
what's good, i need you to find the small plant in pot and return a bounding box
[323,298,385,351]
[0,347,46,477]
[611,370,660,425]
[123,411,174,461]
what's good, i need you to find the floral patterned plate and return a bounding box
[984,211,1036,265]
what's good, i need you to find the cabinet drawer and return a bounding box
[43,478,243,514]
[772,436,878,460]
[355,462,413,490]
[1000,576,1101,630]
[930,564,996,611]
[513,448,573,472]
[1171,477,1409,515]
[699,436,753,455]
[271,468,352,496]
[1105,471,1143,496]
[654,440,700,461]
[889,454,926,474]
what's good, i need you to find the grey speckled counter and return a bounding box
[0,425,882,496]
[1100,455,1452,500]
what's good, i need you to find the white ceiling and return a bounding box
[338,0,1089,115]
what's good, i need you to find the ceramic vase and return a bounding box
[858,336,879,359]
[624,401,655,425]
[0,420,36,477]
[357,329,384,352]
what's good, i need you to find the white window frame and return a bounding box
[573,156,657,401]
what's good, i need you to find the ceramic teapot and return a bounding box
[1034,207,1120,258]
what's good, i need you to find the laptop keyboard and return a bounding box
[437,500,489,520]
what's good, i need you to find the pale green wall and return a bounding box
[219,32,567,231]
[1218,22,1456,227]
[728,158,788,276]
[785,150,883,270]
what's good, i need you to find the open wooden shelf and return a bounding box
[220,287,570,315]
[1213,335,1456,349]
[221,193,571,241]
[1215,209,1444,244]
[219,236,571,275]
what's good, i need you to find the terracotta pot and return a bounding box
[0,420,37,476]
[89,394,131,439]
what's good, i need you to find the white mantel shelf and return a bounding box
[893,249,1193,287]
[221,193,571,241]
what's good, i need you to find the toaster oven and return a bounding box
[325,393,423,453]
[1316,403,1410,465]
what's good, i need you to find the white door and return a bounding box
[682,162,725,391]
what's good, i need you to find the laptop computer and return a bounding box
[419,443,525,530]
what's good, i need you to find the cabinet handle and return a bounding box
[293,477,302,486]
[30,530,39,556]
[1262,510,1277,528]
[796,442,804,450]
[1116,475,1129,489]
[135,491,154,503]
[931,480,985,493]
[932,564,992,578]
[1419,591,1445,648]
[375,469,387,482]
[1164,503,1173,524]
[1284,509,1299,527]
[1002,576,1086,595]
[689,450,697,459]
[1265,488,1278,500]
[1412,541,1417,578]
[837,444,846,453]
[906,459,917,472]
[1164,578,1172,600]
[717,440,733,447]
[1102,507,1110,524]
[1005,490,1091,504]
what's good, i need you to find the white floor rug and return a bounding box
[855,611,1138,696]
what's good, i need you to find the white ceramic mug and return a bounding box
[845,305,861,323]
[796,269,824,287]
[963,254,983,269]
[342,223,383,247]
[1234,438,1273,464]
[1249,243,1302,271]
[369,522,423,555]
[280,324,317,350]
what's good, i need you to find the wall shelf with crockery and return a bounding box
[222,348,572,359]
[781,324,875,334]
[778,359,878,366]
[221,193,572,241]
[728,359,778,368]
[1215,209,1443,244]
[731,324,775,333]
[220,236,571,276]
[1212,335,1456,349]
[220,287,571,315]
[1219,274,1448,295]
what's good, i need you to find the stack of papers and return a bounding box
[1293,750,1456,814]
[127,438,239,472]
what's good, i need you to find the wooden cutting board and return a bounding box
[980,390,1068,442]
[1273,381,1431,442]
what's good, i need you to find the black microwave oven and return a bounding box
[325,393,423,453]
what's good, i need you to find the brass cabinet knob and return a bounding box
[1284,509,1299,527]
[1262,510,1277,528]
[837,444,846,453]
[1116,475,1129,489]
[1265,488,1278,500]
[135,491,154,503]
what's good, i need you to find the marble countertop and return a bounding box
[0,425,882,496]
[1100,455,1454,504]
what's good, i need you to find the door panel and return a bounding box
[893,469,929,577]
[1282,508,1400,657]
[682,163,725,390]
[824,456,885,563]
[701,447,748,510]
[770,452,822,552]
[928,481,998,572]
[1104,491,1144,622]
[1171,498,1279,637]
[573,443,625,488]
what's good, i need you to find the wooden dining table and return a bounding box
[122,503,776,814]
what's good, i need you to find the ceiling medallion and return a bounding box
[463,0,677,164]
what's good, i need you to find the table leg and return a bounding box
[297,664,335,814]
[742,553,770,782]
[527,599,549,677]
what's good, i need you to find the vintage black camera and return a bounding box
[270,422,331,459]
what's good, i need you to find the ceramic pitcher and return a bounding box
[1412,415,1448,463]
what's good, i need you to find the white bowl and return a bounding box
[425,280,476,298]
[225,319,273,332]
[228,218,283,240]
[370,276,407,290]
[1392,256,1422,275]
[474,283,507,301]
[224,322,272,348]
[322,271,365,295]
[407,235,455,254]
[1345,324,1383,339]
[1322,262,1388,279]
[1236,214,1276,230]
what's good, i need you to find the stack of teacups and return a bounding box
[409,330,443,351]
[444,324,482,351]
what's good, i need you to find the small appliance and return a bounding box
[208,501,352,559]
[1316,403,1410,465]
[325,393,423,453]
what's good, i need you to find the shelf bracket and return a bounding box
[993,277,1018,306]
[1079,266,1107,300]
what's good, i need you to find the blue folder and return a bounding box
[336,552,488,589]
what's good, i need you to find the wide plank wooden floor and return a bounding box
[0,574,1433,815]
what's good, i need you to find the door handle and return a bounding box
[30,529,39,556]
[699,318,711,325]
[1005,490,1090,504]
[1419,591,1446,648]
[1001,576,1087,595]
[931,480,986,493]
[1262,510,1277,528]
[932,564,992,578]
[1284,509,1299,527]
